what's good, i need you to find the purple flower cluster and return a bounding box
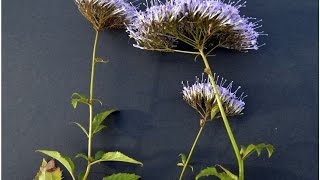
[75,0,136,30]
[182,74,246,118]
[127,0,264,51]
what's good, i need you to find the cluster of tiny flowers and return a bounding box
[182,74,246,118]
[127,0,264,51]
[75,0,136,30]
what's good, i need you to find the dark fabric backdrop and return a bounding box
[2,0,319,179]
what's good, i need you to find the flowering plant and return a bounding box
[127,0,273,179]
[35,0,142,179]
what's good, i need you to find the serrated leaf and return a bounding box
[36,150,75,180]
[195,167,222,180]
[34,159,63,180]
[210,106,219,120]
[75,153,89,161]
[216,165,238,180]
[71,122,88,137]
[102,173,140,180]
[93,125,107,135]
[92,109,118,135]
[196,166,236,180]
[92,151,143,166]
[240,143,274,160]
[71,93,89,108]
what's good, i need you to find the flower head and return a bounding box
[127,0,264,51]
[75,0,135,30]
[182,74,246,119]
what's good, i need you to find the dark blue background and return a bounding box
[2,0,319,179]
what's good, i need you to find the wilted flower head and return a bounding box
[182,74,246,119]
[75,0,135,30]
[127,0,264,51]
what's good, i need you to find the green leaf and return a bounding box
[265,144,274,158]
[102,173,140,180]
[216,165,238,180]
[75,153,89,161]
[34,159,63,180]
[177,163,183,166]
[196,166,237,180]
[240,143,274,160]
[177,163,194,172]
[71,122,88,137]
[195,167,222,180]
[179,153,187,164]
[95,151,105,160]
[71,93,89,108]
[177,153,193,172]
[210,106,220,120]
[93,151,143,166]
[93,125,107,135]
[92,109,118,135]
[36,150,75,180]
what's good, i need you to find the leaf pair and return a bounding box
[71,92,102,109]
[71,93,90,109]
[37,150,143,180]
[240,143,274,160]
[177,153,193,172]
[77,151,143,179]
[71,109,118,138]
[196,165,237,180]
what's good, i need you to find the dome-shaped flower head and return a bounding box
[182,74,246,119]
[75,0,136,31]
[127,0,264,51]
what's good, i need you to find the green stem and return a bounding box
[149,48,200,55]
[172,49,200,55]
[199,49,244,180]
[240,160,244,179]
[83,29,99,180]
[83,164,91,180]
[179,124,205,180]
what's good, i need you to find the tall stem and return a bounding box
[83,29,99,180]
[179,124,205,180]
[199,49,244,180]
